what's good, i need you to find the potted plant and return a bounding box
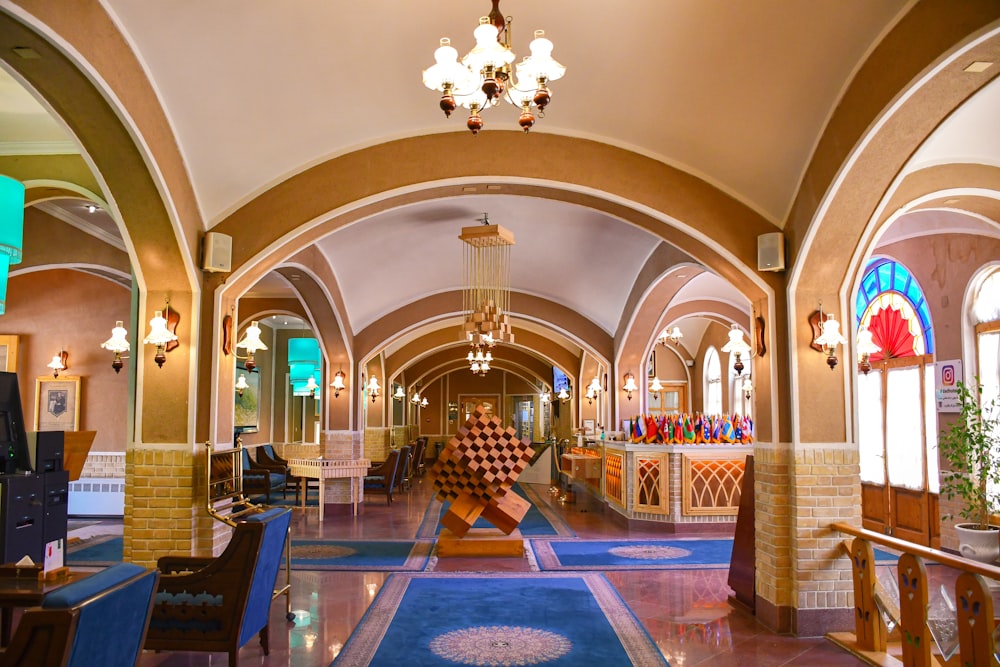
[938,378,1000,563]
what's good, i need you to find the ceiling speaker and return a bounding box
[757,232,785,272]
[202,232,232,273]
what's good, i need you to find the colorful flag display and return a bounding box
[628,413,753,444]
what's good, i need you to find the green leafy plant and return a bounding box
[938,379,1000,530]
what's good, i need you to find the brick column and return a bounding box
[753,442,793,632]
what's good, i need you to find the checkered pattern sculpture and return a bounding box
[430,406,536,537]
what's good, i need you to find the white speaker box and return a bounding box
[757,232,785,272]
[202,232,232,273]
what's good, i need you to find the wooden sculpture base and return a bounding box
[436,528,524,558]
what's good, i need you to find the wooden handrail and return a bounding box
[830,521,1000,666]
[831,521,1000,581]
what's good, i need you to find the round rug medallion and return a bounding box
[429,625,572,666]
[290,544,356,559]
[609,544,691,560]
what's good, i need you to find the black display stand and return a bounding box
[0,432,68,564]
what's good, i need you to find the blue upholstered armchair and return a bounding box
[241,447,287,503]
[144,507,292,667]
[0,562,158,667]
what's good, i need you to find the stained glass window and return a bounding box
[856,258,934,359]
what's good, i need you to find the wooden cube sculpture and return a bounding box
[430,406,535,537]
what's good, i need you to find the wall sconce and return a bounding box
[367,376,381,402]
[331,369,346,398]
[540,388,551,404]
[101,320,131,374]
[235,373,249,396]
[420,396,429,408]
[742,376,754,400]
[622,373,637,400]
[658,326,684,347]
[410,389,423,405]
[585,376,602,405]
[556,386,570,403]
[143,307,178,368]
[721,324,752,375]
[393,384,406,401]
[235,320,268,371]
[305,374,319,397]
[856,326,881,375]
[649,376,663,392]
[46,350,68,378]
[810,304,847,370]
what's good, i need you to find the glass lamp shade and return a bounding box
[47,354,65,373]
[0,175,24,265]
[856,326,882,357]
[331,370,346,391]
[588,377,602,394]
[101,321,131,353]
[623,374,638,393]
[556,387,570,401]
[305,375,319,393]
[742,377,754,394]
[235,374,249,392]
[462,21,514,72]
[367,376,381,397]
[393,384,406,400]
[143,310,177,346]
[815,315,848,348]
[410,391,422,405]
[421,397,429,408]
[515,30,565,83]
[288,337,320,367]
[540,390,551,403]
[649,376,663,392]
[235,320,268,353]
[423,38,475,91]
[668,326,684,342]
[721,325,751,356]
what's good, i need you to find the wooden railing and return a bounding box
[831,522,999,666]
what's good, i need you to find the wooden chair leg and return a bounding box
[259,624,270,655]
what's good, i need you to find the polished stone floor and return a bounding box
[126,476,863,667]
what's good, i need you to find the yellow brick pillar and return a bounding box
[753,442,793,632]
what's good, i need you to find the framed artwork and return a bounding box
[648,351,656,378]
[34,375,81,431]
[234,365,260,434]
[0,335,18,372]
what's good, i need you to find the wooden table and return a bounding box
[286,458,370,520]
[0,569,92,646]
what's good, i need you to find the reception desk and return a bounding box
[561,441,752,528]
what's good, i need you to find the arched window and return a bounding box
[972,268,1000,503]
[855,257,938,546]
[704,347,722,415]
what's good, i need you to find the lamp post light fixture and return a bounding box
[143,309,178,368]
[622,373,637,401]
[101,320,131,373]
[856,326,881,375]
[721,324,752,376]
[331,369,346,398]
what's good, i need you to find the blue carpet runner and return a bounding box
[331,572,668,666]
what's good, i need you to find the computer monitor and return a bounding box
[0,372,31,473]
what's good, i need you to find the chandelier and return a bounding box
[460,214,514,374]
[658,326,684,347]
[422,0,565,134]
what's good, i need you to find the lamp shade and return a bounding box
[101,321,130,353]
[143,310,177,346]
[288,337,320,367]
[235,320,268,353]
[856,326,881,356]
[721,325,751,356]
[289,362,317,383]
[0,176,24,265]
[815,315,848,348]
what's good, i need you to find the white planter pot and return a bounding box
[955,523,1000,564]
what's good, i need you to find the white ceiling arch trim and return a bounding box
[9,262,131,285]
[276,261,351,354]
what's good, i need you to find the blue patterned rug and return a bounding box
[68,536,433,571]
[416,484,575,538]
[529,538,901,571]
[331,572,668,666]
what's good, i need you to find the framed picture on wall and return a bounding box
[234,365,260,434]
[34,375,81,431]
[648,350,656,378]
[0,335,18,372]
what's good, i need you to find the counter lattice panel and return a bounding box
[681,453,746,516]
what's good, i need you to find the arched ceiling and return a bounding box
[2,2,1000,389]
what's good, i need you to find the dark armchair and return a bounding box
[241,447,286,503]
[364,449,401,505]
[0,563,158,667]
[145,507,293,667]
